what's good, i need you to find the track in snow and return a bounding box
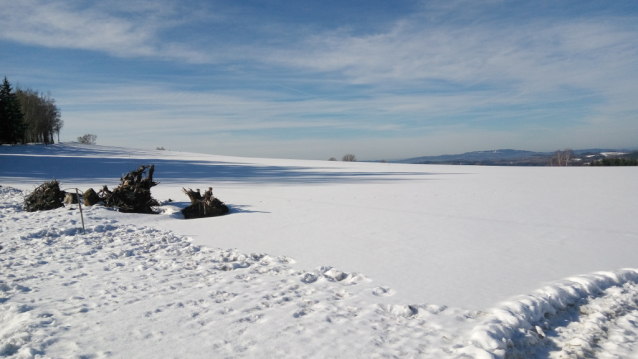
[467,269,638,358]
[503,281,638,358]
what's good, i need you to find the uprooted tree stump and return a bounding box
[63,192,79,205]
[100,165,160,213]
[24,179,66,212]
[83,188,101,206]
[181,187,229,219]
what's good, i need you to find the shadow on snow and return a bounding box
[1,154,446,186]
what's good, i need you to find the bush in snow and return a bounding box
[77,134,97,145]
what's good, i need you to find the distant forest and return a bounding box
[591,157,638,166]
[0,77,63,145]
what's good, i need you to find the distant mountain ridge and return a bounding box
[397,149,548,164]
[394,148,637,166]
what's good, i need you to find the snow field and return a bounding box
[2,143,638,358]
[3,143,638,310]
[0,187,480,358]
[4,185,638,358]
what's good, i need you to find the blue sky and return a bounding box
[1,0,637,160]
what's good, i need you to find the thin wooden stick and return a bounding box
[76,188,86,234]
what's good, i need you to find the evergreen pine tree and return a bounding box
[0,77,25,144]
[0,78,9,143]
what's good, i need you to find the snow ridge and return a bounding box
[466,269,638,358]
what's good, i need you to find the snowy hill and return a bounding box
[398,149,549,164]
[1,143,638,358]
[396,148,638,166]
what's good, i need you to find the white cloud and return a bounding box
[0,0,148,55]
[252,12,638,139]
[4,0,636,102]
[266,17,637,90]
[0,0,218,62]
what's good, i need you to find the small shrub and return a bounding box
[78,134,97,145]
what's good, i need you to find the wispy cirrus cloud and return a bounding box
[253,8,638,144]
[0,0,152,56]
[0,0,218,62]
[266,16,638,90]
[4,0,636,95]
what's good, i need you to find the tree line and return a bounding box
[591,157,638,166]
[0,77,63,145]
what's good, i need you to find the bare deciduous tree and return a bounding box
[16,88,63,144]
[342,154,356,162]
[78,134,97,145]
[328,157,336,161]
[52,119,63,143]
[550,149,574,166]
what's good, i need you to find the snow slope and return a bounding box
[2,143,638,358]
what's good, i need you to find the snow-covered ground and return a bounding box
[1,143,638,358]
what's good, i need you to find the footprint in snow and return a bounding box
[372,286,395,297]
[293,308,313,318]
[237,314,264,323]
[301,273,319,284]
[322,268,348,282]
